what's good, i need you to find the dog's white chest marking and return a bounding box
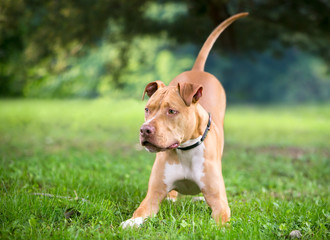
[163,137,205,195]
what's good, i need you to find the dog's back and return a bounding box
[170,71,225,128]
[170,12,248,127]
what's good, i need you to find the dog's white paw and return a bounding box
[120,217,144,229]
[166,197,177,202]
[192,196,205,202]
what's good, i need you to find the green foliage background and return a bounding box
[1,1,329,102]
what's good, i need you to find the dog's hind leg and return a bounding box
[166,190,178,202]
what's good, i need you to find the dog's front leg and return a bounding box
[121,157,167,228]
[202,162,230,225]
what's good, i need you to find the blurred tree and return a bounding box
[0,0,329,99]
[140,0,330,64]
[0,0,150,96]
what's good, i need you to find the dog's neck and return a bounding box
[179,105,210,149]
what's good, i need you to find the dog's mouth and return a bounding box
[142,141,179,152]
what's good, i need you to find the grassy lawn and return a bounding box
[0,99,329,239]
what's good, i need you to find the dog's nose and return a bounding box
[140,125,155,137]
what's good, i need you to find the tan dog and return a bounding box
[121,12,248,228]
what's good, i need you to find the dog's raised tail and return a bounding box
[192,12,249,72]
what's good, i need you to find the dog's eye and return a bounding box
[168,109,178,115]
[145,108,149,113]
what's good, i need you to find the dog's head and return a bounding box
[140,80,203,152]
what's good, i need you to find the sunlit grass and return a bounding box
[0,99,329,239]
[225,104,330,147]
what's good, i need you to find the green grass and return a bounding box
[0,99,329,239]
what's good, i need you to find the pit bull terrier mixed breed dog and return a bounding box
[121,12,249,228]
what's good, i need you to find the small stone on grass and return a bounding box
[289,230,302,239]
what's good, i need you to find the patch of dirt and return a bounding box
[249,146,307,159]
[226,144,329,159]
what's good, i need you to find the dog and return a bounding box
[121,12,248,228]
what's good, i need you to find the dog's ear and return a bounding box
[177,82,203,106]
[142,81,166,100]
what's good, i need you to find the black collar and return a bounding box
[177,113,211,151]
